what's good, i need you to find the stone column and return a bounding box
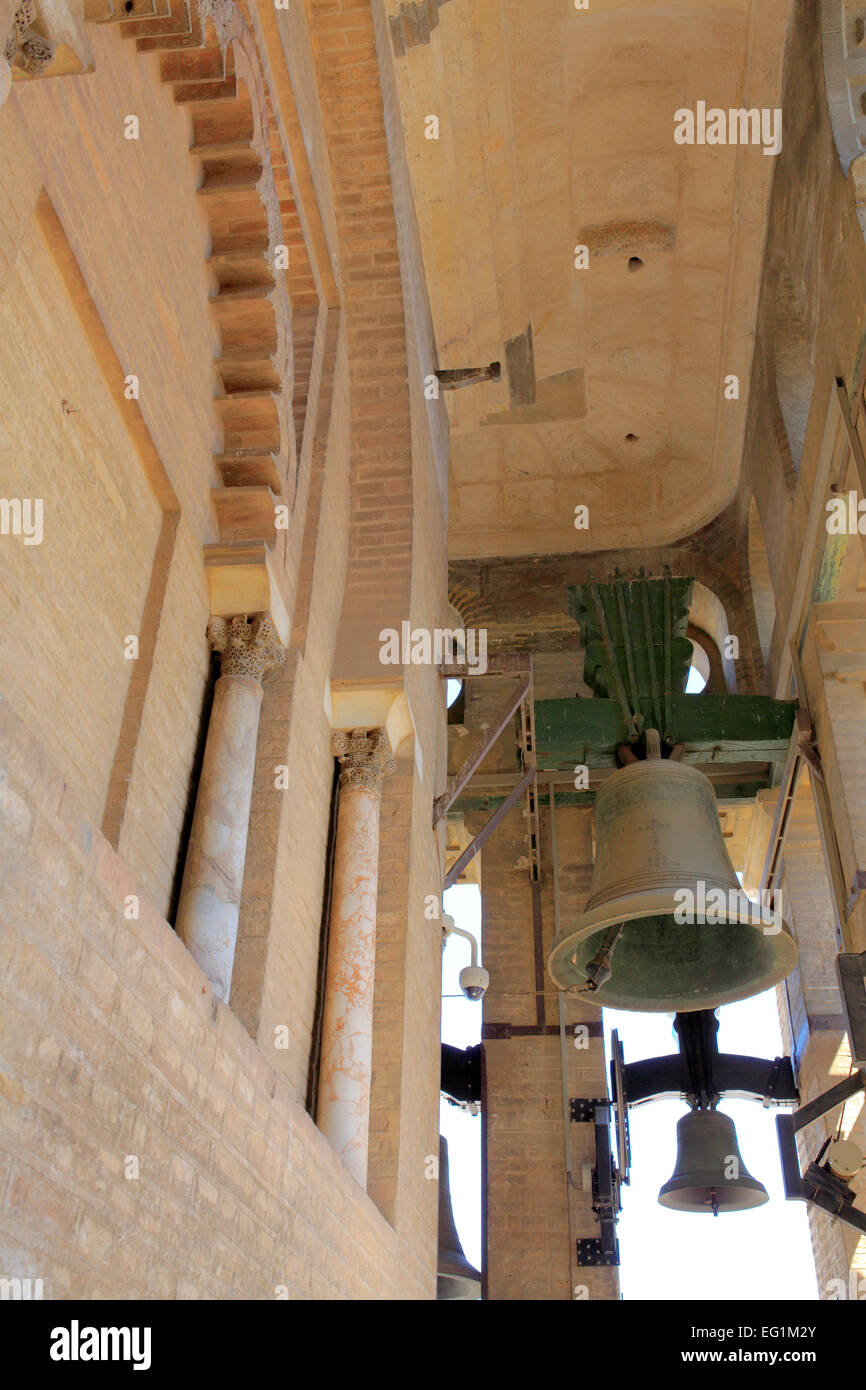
[175,614,285,1003]
[317,728,395,1186]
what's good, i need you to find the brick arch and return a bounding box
[91,0,308,551]
[447,581,494,631]
[449,547,762,696]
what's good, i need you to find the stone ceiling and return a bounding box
[385,0,792,559]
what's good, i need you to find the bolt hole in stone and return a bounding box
[625,433,639,443]
[627,256,644,272]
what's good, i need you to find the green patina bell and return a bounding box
[547,748,797,1012]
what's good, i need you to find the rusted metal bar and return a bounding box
[433,674,530,825]
[444,762,536,888]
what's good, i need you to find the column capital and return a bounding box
[4,2,54,77]
[207,613,286,681]
[330,727,397,790]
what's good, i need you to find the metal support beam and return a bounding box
[433,674,530,825]
[777,1068,866,1238]
[572,1097,621,1266]
[791,1069,866,1134]
[444,762,536,889]
[837,951,866,1068]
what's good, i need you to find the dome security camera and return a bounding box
[459,965,489,1002]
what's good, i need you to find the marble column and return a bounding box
[175,614,285,1003]
[317,728,395,1186]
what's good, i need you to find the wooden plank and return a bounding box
[534,693,797,765]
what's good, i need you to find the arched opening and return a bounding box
[748,498,776,670]
[688,581,737,693]
[685,635,710,693]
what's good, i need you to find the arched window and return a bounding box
[688,582,737,693]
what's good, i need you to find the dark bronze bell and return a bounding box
[658,1109,769,1214]
[437,1136,481,1299]
[548,751,797,1011]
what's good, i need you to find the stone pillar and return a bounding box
[175,614,285,1003]
[317,728,395,1186]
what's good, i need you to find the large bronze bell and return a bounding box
[548,749,797,1011]
[658,1109,769,1214]
[437,1136,481,1299]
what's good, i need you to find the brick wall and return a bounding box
[0,217,162,828]
[0,10,446,1300]
[473,800,618,1301]
[0,694,432,1298]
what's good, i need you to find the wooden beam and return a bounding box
[534,694,796,767]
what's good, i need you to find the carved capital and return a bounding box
[207,613,286,681]
[4,1,55,77]
[331,727,397,790]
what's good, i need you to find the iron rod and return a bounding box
[640,578,663,732]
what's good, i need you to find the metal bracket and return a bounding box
[777,1069,866,1237]
[576,1237,620,1268]
[837,950,866,1068]
[570,1097,621,1264]
[570,1097,608,1123]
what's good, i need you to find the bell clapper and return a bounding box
[581,921,625,992]
[708,1187,720,1218]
